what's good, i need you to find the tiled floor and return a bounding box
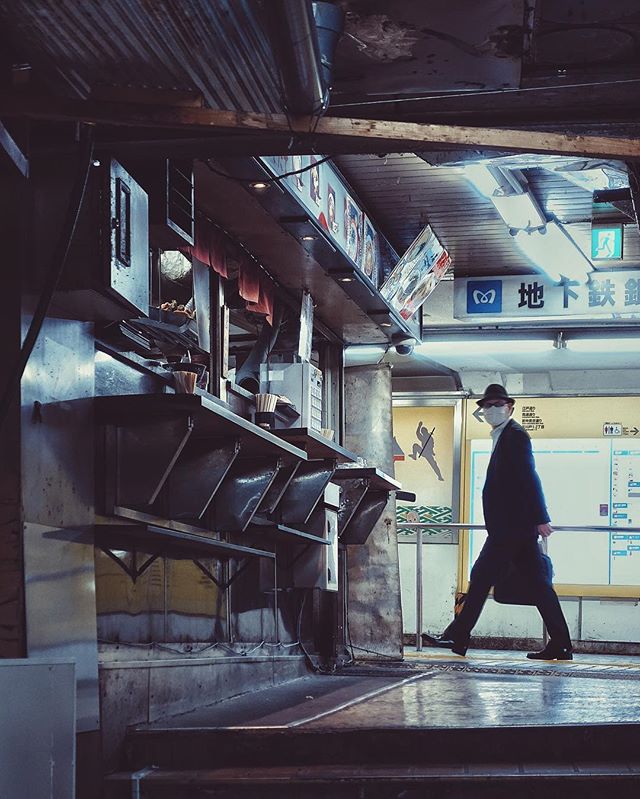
[139,648,640,732]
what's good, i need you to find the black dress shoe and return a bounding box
[526,643,573,661]
[423,633,468,656]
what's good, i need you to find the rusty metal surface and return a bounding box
[0,0,282,112]
[333,0,523,100]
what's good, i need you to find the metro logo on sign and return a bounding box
[467,280,502,314]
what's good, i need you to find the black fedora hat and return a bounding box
[476,384,514,407]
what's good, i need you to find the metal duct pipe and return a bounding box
[266,0,343,115]
[235,304,284,393]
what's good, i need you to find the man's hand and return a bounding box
[537,523,554,538]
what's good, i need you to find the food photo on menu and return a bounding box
[344,193,362,264]
[362,215,378,287]
[381,225,451,319]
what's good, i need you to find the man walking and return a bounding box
[426,384,572,660]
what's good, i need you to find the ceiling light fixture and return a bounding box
[301,234,318,241]
[466,164,546,233]
[492,192,547,232]
[339,276,353,282]
[415,338,555,356]
[250,181,269,190]
[566,337,639,353]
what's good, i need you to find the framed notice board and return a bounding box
[466,438,640,595]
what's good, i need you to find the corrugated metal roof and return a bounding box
[0,0,283,112]
[335,153,537,277]
[525,168,592,224]
[335,153,640,276]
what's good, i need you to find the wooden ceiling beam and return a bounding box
[3,94,640,160]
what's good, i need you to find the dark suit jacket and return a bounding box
[482,419,550,539]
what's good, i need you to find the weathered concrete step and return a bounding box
[126,723,640,771]
[105,762,640,799]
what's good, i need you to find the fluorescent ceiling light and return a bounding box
[416,339,554,356]
[465,164,504,197]
[567,337,639,353]
[466,164,546,232]
[514,222,592,283]
[492,192,546,231]
[344,345,387,367]
[465,165,524,198]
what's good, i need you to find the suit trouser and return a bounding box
[444,535,571,648]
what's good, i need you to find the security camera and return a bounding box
[392,335,416,357]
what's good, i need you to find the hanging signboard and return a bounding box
[455,270,640,320]
[380,225,451,320]
[260,155,381,288]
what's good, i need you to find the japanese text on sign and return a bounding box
[455,271,640,319]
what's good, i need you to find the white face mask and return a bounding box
[483,405,511,427]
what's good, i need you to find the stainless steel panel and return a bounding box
[230,557,277,643]
[337,479,368,535]
[214,458,281,531]
[24,523,100,732]
[21,315,100,730]
[341,490,388,545]
[166,558,226,642]
[292,506,339,591]
[95,548,165,644]
[279,460,337,525]
[113,416,194,509]
[95,349,166,396]
[0,659,75,799]
[257,461,301,516]
[168,438,241,520]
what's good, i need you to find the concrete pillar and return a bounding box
[344,364,403,659]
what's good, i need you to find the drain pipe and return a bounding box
[266,0,343,115]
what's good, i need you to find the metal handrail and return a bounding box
[398,523,640,533]
[398,522,640,650]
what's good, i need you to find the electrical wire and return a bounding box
[200,153,334,185]
[97,639,302,656]
[0,125,94,434]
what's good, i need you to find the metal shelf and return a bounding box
[332,467,401,491]
[95,394,307,529]
[273,428,358,464]
[95,393,308,460]
[95,520,274,562]
[332,467,401,545]
[247,518,329,546]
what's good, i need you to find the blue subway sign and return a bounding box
[466,279,502,314]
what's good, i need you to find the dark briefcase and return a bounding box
[493,548,554,606]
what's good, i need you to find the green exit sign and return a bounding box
[591,224,623,260]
